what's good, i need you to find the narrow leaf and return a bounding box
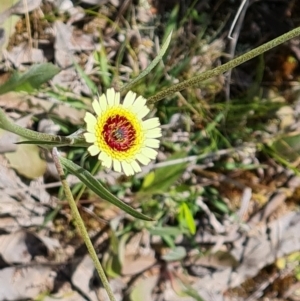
[182,202,196,235]
[120,30,173,94]
[271,132,300,162]
[0,63,60,95]
[15,140,89,147]
[162,246,187,261]
[149,226,186,236]
[15,140,67,146]
[59,157,153,221]
[73,61,98,95]
[140,151,187,195]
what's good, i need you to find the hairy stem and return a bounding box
[0,108,87,146]
[52,148,116,301]
[147,26,300,104]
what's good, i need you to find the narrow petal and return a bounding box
[99,94,107,111]
[100,152,112,169]
[92,99,102,116]
[122,161,134,176]
[136,153,151,165]
[84,112,97,127]
[144,138,160,148]
[113,159,121,173]
[132,95,146,107]
[107,88,115,107]
[137,107,150,119]
[114,92,120,106]
[84,112,97,133]
[141,147,157,159]
[88,145,100,156]
[123,91,136,107]
[143,118,160,130]
[130,160,142,173]
[145,128,162,138]
[99,151,109,162]
[84,133,96,143]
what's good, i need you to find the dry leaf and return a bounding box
[71,255,98,301]
[130,275,159,301]
[0,266,55,300]
[5,140,47,179]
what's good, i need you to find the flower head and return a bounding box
[84,88,161,176]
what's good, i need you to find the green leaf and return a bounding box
[141,171,155,189]
[149,226,185,236]
[270,131,300,162]
[162,246,187,261]
[140,152,187,194]
[182,285,205,301]
[73,61,98,95]
[0,63,60,95]
[181,202,196,235]
[15,140,67,146]
[59,157,153,221]
[15,139,89,147]
[120,30,173,94]
[211,198,229,214]
[99,47,110,88]
[102,252,121,278]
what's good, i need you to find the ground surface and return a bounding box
[1,0,300,300]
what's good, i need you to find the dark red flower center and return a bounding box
[102,115,136,152]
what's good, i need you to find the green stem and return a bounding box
[0,108,87,147]
[51,148,116,301]
[75,161,102,204]
[147,26,300,104]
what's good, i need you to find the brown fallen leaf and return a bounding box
[0,0,42,23]
[122,253,157,276]
[0,266,55,300]
[130,275,159,301]
[71,255,99,301]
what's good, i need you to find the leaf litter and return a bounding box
[1,0,300,300]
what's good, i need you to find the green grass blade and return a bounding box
[73,61,98,95]
[59,157,153,221]
[120,30,173,94]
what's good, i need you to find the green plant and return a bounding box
[1,21,300,301]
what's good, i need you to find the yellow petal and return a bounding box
[99,152,112,168]
[144,138,160,148]
[136,153,151,165]
[99,94,107,111]
[107,88,115,107]
[84,112,97,133]
[132,95,146,108]
[114,92,120,106]
[145,128,162,138]
[122,161,134,176]
[92,99,102,116]
[141,147,157,159]
[84,133,96,143]
[137,107,150,119]
[113,159,121,173]
[123,91,136,107]
[143,118,160,130]
[130,160,142,173]
[88,145,100,156]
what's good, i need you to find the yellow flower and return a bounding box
[84,88,161,176]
